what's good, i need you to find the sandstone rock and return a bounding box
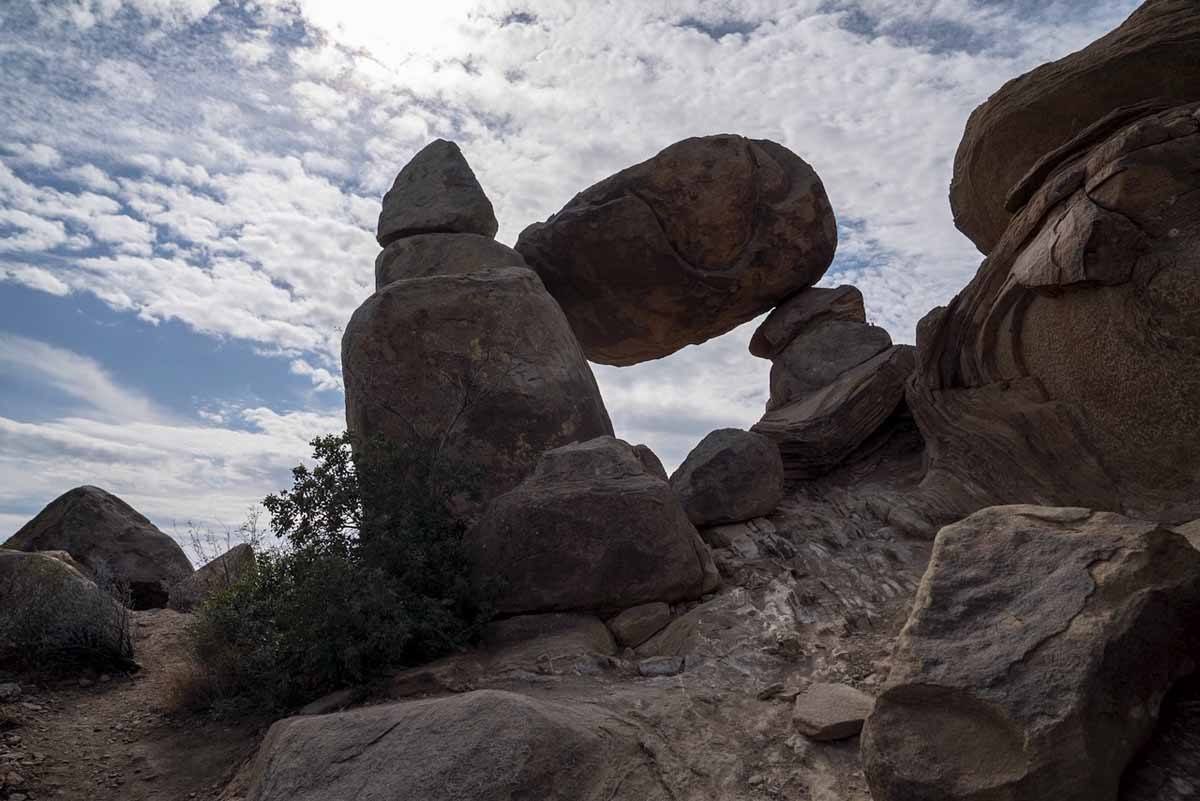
[861,505,1200,801]
[754,346,915,480]
[4,486,193,609]
[792,682,873,741]
[374,233,525,289]
[669,429,784,527]
[516,134,837,365]
[342,268,613,519]
[749,285,866,359]
[244,690,656,801]
[766,321,892,412]
[376,139,497,246]
[169,543,255,611]
[466,437,712,616]
[950,0,1200,253]
[608,603,672,648]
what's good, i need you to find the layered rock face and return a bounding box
[4,486,193,609]
[950,0,1200,253]
[669,428,784,526]
[862,505,1200,801]
[516,135,837,365]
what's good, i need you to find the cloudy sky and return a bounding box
[0,0,1139,551]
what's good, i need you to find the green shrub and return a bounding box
[185,433,491,712]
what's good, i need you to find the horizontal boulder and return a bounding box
[669,429,784,526]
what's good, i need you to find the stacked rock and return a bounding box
[748,286,915,480]
[342,140,614,520]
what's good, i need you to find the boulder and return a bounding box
[342,268,613,519]
[912,101,1200,524]
[669,429,784,526]
[861,505,1200,801]
[465,437,713,616]
[168,543,255,611]
[243,690,659,801]
[516,134,837,365]
[633,444,668,481]
[765,321,892,412]
[376,139,497,246]
[754,346,915,480]
[374,232,525,289]
[792,682,874,741]
[607,602,672,648]
[749,285,866,359]
[950,0,1200,253]
[4,486,193,609]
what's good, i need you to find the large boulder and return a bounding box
[243,690,663,801]
[466,437,715,616]
[950,0,1200,253]
[669,429,784,526]
[374,232,525,289]
[516,134,837,365]
[861,505,1200,801]
[4,486,193,609]
[342,267,613,519]
[168,543,255,611]
[912,100,1200,524]
[749,285,866,359]
[765,321,892,412]
[375,139,498,246]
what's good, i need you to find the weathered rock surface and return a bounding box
[342,268,613,519]
[950,0,1200,253]
[669,429,784,526]
[466,437,713,616]
[4,486,193,609]
[374,233,525,289]
[793,683,874,741]
[755,346,916,480]
[766,321,892,412]
[913,100,1200,524]
[516,134,837,365]
[169,543,255,611]
[375,139,498,246]
[861,505,1200,801]
[750,285,866,359]
[607,602,672,648]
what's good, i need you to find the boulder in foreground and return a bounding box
[669,428,784,526]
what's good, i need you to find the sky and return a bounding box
[0,0,1140,555]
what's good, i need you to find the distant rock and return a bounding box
[516,134,837,365]
[950,0,1200,252]
[342,268,613,520]
[862,505,1200,801]
[765,321,892,412]
[376,139,498,246]
[607,602,672,648]
[792,682,874,741]
[669,429,784,526]
[169,543,255,611]
[466,437,714,616]
[4,486,193,609]
[374,233,525,289]
[749,285,866,359]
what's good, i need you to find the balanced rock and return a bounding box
[169,543,255,611]
[466,437,715,616]
[861,505,1200,801]
[950,0,1200,253]
[669,429,784,526]
[516,134,837,365]
[792,682,874,741]
[374,233,525,289]
[4,486,193,609]
[376,139,498,246]
[342,268,613,519]
[765,321,892,412]
[749,285,866,359]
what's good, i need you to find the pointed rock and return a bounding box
[749,285,866,359]
[376,139,498,246]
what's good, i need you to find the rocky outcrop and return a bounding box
[466,437,715,616]
[949,0,1200,253]
[861,505,1200,801]
[342,267,613,519]
[376,139,497,246]
[374,233,525,289]
[169,543,255,611]
[749,285,866,359]
[765,321,892,412]
[4,486,193,609]
[516,134,837,365]
[669,429,784,526]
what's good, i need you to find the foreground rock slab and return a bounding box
[793,682,874,741]
[375,139,498,245]
[669,428,784,526]
[861,505,1200,801]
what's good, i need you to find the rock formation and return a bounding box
[765,321,893,412]
[862,505,1200,801]
[374,232,525,289]
[669,428,784,526]
[749,285,867,359]
[168,543,255,611]
[516,134,837,365]
[4,486,193,609]
[375,139,497,245]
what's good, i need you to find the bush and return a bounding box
[184,433,491,712]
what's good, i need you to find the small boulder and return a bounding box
[749,285,866,359]
[669,429,784,526]
[374,233,525,289]
[766,321,892,412]
[607,602,672,648]
[637,656,686,678]
[169,543,255,611]
[376,139,498,246]
[792,682,874,741]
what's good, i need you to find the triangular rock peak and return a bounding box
[376,139,499,246]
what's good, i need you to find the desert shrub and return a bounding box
[185,433,490,712]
